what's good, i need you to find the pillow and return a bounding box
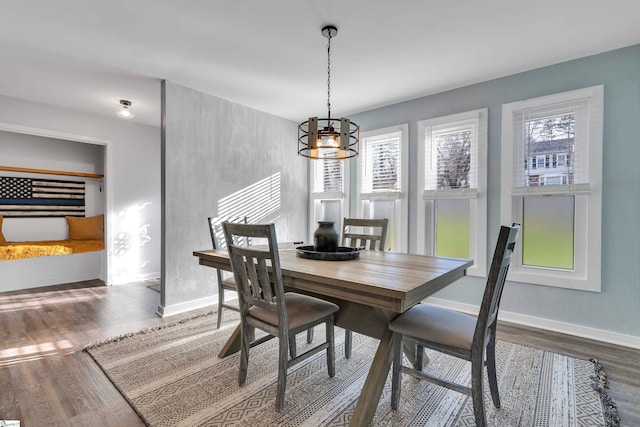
[0,214,6,244]
[66,214,104,240]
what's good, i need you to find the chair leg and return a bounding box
[288,336,297,359]
[390,333,403,410]
[307,327,314,344]
[471,356,487,427]
[326,317,335,377]
[276,333,289,411]
[238,322,250,386]
[486,333,501,408]
[216,288,224,329]
[345,329,352,358]
[414,344,424,371]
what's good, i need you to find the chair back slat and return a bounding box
[341,218,389,251]
[223,222,286,325]
[208,216,249,250]
[473,223,520,350]
[208,216,249,286]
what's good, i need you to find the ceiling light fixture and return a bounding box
[116,99,135,119]
[298,25,359,160]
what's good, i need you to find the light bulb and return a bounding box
[116,99,135,119]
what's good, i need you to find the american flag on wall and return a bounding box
[0,177,85,218]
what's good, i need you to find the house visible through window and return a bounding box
[501,85,603,291]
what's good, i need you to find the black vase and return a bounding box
[314,221,339,252]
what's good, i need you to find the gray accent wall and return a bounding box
[349,44,640,338]
[160,81,307,315]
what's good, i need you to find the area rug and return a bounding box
[85,313,619,427]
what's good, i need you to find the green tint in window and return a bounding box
[435,199,470,258]
[522,196,574,269]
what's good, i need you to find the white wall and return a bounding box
[160,81,307,316]
[0,94,161,287]
[0,130,104,241]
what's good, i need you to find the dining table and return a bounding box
[193,244,473,427]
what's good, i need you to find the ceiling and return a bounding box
[1,1,639,128]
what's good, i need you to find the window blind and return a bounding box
[359,131,401,198]
[312,149,343,192]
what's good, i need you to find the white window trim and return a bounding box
[355,124,409,252]
[500,85,603,292]
[416,109,488,277]
[308,156,350,242]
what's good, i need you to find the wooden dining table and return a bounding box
[193,245,473,427]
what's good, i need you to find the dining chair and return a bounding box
[388,223,520,427]
[222,221,339,411]
[341,217,389,358]
[208,216,250,329]
[208,216,249,329]
[341,217,389,251]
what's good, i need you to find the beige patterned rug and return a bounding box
[85,313,619,427]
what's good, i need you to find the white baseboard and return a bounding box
[426,297,640,350]
[156,295,216,318]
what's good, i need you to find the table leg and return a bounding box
[218,324,242,358]
[402,341,430,368]
[349,328,394,427]
[218,324,257,359]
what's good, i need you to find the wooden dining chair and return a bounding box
[341,217,389,357]
[388,223,520,427]
[341,217,389,251]
[222,221,339,411]
[208,216,248,329]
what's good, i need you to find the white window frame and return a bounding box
[416,109,488,277]
[308,154,350,241]
[557,153,567,167]
[355,124,409,252]
[501,85,603,292]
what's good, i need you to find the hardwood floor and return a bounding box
[0,280,638,426]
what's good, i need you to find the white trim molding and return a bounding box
[157,295,216,318]
[426,297,640,350]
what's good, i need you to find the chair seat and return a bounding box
[389,304,475,351]
[221,276,236,289]
[249,292,339,330]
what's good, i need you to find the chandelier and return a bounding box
[298,25,359,159]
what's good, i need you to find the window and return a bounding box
[501,85,603,291]
[355,124,408,251]
[309,149,349,236]
[417,109,488,277]
[557,153,567,167]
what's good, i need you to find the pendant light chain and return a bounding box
[297,24,359,159]
[327,30,332,118]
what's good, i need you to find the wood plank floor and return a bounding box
[0,280,638,426]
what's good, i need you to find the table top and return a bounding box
[194,247,473,313]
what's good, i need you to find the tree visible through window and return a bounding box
[436,130,471,189]
[417,109,488,277]
[372,145,398,190]
[357,125,408,252]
